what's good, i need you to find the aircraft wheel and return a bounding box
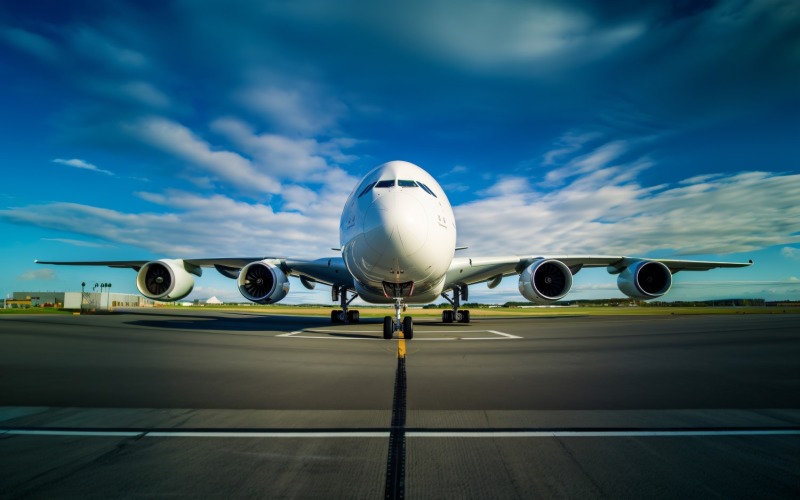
[402,316,413,340]
[347,310,360,323]
[331,310,341,323]
[460,310,471,323]
[442,310,454,323]
[383,316,394,340]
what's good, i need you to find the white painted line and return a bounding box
[3,430,143,437]
[277,329,521,341]
[3,429,797,439]
[146,431,389,438]
[407,430,800,438]
[487,330,523,339]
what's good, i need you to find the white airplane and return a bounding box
[37,160,752,339]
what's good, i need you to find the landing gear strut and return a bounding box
[383,298,413,340]
[331,286,359,323]
[441,285,470,323]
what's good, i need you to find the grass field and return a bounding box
[207,305,796,317]
[3,305,795,316]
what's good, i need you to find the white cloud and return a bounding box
[69,27,149,72]
[53,158,114,176]
[234,80,346,134]
[210,117,359,185]
[542,131,603,166]
[544,140,629,185]
[455,168,800,258]
[211,118,326,179]
[0,27,59,63]
[41,238,114,248]
[17,269,57,281]
[781,247,800,260]
[338,2,644,74]
[129,117,282,194]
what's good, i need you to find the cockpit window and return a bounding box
[358,181,376,198]
[398,180,417,187]
[417,182,437,198]
[375,179,395,188]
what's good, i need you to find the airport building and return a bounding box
[8,291,153,310]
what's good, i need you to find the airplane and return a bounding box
[37,160,752,340]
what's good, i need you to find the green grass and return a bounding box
[150,304,796,317]
[1,304,795,317]
[0,308,75,315]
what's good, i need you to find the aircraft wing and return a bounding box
[444,255,753,288]
[36,257,354,287]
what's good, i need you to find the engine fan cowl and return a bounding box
[237,260,290,304]
[617,260,672,300]
[518,259,573,304]
[136,259,196,301]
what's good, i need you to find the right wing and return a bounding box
[443,254,752,302]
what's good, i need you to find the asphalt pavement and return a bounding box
[1,310,798,498]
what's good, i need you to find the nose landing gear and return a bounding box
[383,297,413,340]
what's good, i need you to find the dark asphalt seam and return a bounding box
[554,436,608,498]
[384,356,407,500]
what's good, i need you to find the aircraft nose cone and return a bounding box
[363,191,428,255]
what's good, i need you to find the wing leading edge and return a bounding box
[35,257,353,287]
[445,255,753,288]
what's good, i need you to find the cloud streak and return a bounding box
[53,158,114,176]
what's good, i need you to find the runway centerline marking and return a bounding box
[277,329,521,340]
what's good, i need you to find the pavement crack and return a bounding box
[14,433,147,499]
[554,436,608,499]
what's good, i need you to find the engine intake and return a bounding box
[237,260,290,304]
[136,259,197,301]
[518,259,573,304]
[617,260,672,300]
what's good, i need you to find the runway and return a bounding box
[1,310,799,498]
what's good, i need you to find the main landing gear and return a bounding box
[383,298,413,340]
[441,285,470,324]
[330,286,360,323]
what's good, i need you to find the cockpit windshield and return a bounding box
[358,182,376,198]
[398,180,417,187]
[417,182,437,198]
[375,180,396,188]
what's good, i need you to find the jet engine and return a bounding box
[136,259,198,301]
[237,260,290,304]
[518,259,573,304]
[617,260,672,300]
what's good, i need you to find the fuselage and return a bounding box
[340,161,457,303]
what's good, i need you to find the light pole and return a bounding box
[81,282,86,314]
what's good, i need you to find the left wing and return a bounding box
[36,256,354,302]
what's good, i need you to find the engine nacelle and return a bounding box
[136,259,197,301]
[518,259,573,304]
[617,260,672,300]
[237,260,290,304]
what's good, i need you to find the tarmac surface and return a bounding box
[1,309,799,498]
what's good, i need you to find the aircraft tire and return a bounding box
[460,310,470,323]
[442,310,454,323]
[383,316,394,340]
[403,316,413,339]
[347,310,360,323]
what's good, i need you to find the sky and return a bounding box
[1,0,799,304]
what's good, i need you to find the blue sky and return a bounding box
[1,0,799,304]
